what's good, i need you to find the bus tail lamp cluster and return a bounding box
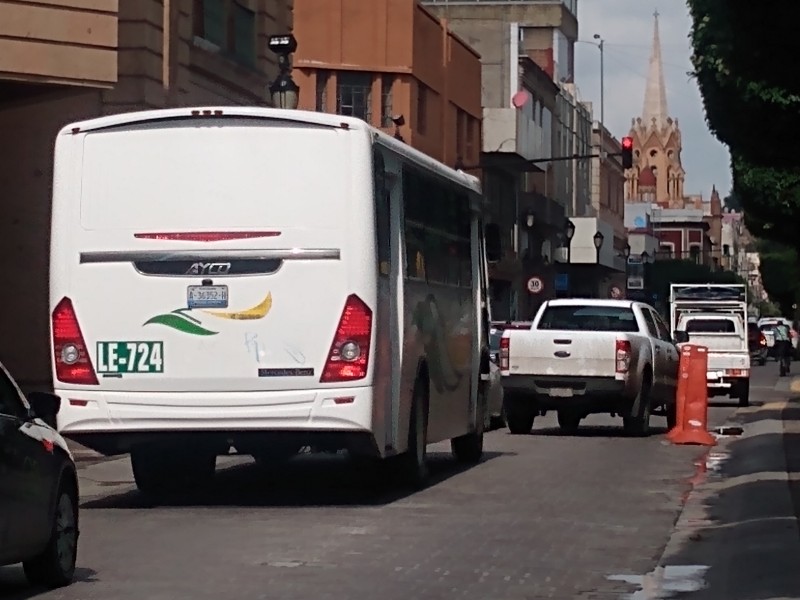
[52,297,99,385]
[500,337,510,371]
[615,339,632,374]
[320,294,373,383]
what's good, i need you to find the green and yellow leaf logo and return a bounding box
[144,293,272,336]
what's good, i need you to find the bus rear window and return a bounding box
[537,305,639,332]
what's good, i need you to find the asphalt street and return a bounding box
[0,365,788,600]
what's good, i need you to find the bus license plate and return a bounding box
[187,285,229,309]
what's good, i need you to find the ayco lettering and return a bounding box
[186,262,232,276]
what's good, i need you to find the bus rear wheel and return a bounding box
[395,382,429,489]
[451,390,485,464]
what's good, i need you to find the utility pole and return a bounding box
[593,34,605,131]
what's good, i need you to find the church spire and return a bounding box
[642,10,669,128]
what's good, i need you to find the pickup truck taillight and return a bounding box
[615,339,632,374]
[500,337,510,370]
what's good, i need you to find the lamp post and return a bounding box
[593,231,604,258]
[641,251,653,305]
[623,243,631,298]
[564,218,576,263]
[592,34,605,130]
[268,34,299,110]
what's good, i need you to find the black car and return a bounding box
[0,363,79,588]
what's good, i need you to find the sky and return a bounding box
[573,0,731,199]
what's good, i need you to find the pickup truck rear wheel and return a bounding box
[623,378,652,437]
[557,411,581,434]
[737,379,750,408]
[504,396,535,435]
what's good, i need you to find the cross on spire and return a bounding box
[654,8,659,18]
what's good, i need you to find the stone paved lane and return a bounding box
[2,370,775,600]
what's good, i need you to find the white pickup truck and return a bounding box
[670,284,751,407]
[499,299,680,436]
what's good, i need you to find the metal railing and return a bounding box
[653,250,716,267]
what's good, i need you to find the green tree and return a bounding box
[687,1,800,248]
[757,241,800,316]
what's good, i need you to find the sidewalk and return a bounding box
[648,381,800,598]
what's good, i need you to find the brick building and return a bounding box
[291,0,482,170]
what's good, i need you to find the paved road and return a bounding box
[1,366,783,600]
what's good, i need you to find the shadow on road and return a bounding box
[0,567,98,600]
[81,449,510,510]
[533,424,670,438]
[662,398,800,599]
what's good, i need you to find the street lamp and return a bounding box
[564,219,576,263]
[525,210,535,229]
[268,34,299,110]
[593,231,604,267]
[623,243,631,259]
[641,251,652,263]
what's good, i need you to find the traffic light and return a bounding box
[621,136,634,169]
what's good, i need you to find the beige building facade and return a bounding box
[0,0,293,389]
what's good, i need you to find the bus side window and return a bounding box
[373,150,390,275]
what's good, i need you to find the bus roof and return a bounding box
[57,106,482,194]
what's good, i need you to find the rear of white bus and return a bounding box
[49,109,379,460]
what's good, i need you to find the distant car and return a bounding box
[0,363,79,588]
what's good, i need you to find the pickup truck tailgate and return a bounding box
[685,332,744,352]
[707,351,749,371]
[507,331,619,377]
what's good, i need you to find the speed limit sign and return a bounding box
[526,276,544,295]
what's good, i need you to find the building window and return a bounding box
[456,109,466,162]
[316,71,330,112]
[381,75,394,127]
[659,243,674,259]
[466,116,476,161]
[193,0,256,67]
[417,83,429,134]
[689,244,701,263]
[337,71,373,123]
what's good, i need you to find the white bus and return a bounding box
[49,107,502,495]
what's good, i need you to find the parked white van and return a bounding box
[49,107,501,495]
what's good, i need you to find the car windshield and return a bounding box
[537,305,639,332]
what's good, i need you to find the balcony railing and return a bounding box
[653,250,725,270]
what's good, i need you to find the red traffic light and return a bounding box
[622,136,633,149]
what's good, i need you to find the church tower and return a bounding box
[624,11,686,206]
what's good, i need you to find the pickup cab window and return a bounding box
[537,305,640,332]
[651,311,674,342]
[641,310,659,337]
[685,318,736,333]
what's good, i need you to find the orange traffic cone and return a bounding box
[667,344,716,446]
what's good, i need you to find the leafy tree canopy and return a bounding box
[688,0,800,167]
[757,240,800,316]
[732,155,800,247]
